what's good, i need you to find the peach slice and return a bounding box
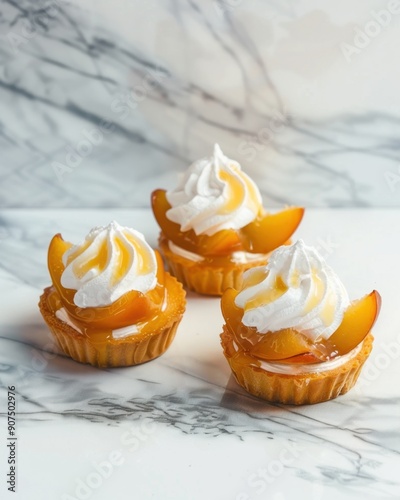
[250,328,312,361]
[221,288,312,358]
[240,207,304,254]
[151,189,242,256]
[204,229,243,256]
[152,189,304,257]
[326,290,381,356]
[48,234,164,329]
[221,287,381,363]
[221,288,255,351]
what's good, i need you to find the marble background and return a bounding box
[1,0,400,208]
[0,208,399,499]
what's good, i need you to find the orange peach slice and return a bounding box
[221,287,381,362]
[220,288,244,333]
[250,328,312,361]
[202,228,243,256]
[48,234,164,329]
[326,290,381,356]
[221,288,312,358]
[221,288,254,350]
[221,288,310,361]
[151,189,242,256]
[152,189,304,257]
[240,207,304,254]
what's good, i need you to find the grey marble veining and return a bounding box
[1,333,400,498]
[0,1,399,209]
[0,208,399,499]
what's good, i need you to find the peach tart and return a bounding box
[220,240,381,404]
[152,144,304,295]
[39,221,186,367]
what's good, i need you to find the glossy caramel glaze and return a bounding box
[220,287,381,365]
[46,233,186,348]
[151,189,304,256]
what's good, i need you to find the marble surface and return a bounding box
[0,208,399,500]
[1,1,400,208]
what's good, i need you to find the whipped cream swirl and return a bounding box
[61,221,157,308]
[234,240,350,341]
[166,144,262,236]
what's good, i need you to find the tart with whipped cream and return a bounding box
[151,144,304,295]
[39,221,186,367]
[220,240,381,404]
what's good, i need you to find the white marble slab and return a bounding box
[1,1,400,208]
[0,208,399,499]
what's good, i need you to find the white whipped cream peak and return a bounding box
[166,143,262,236]
[61,221,157,308]
[235,240,350,341]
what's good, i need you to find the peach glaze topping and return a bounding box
[44,226,184,346]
